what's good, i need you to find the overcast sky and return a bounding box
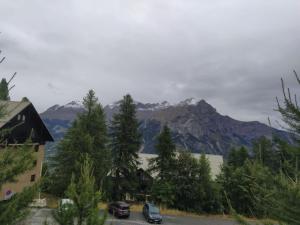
[0,0,299,125]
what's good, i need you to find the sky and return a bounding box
[0,0,300,125]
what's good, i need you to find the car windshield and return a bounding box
[149,205,160,214]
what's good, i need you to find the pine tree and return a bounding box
[149,125,176,181]
[21,97,29,102]
[0,142,37,225]
[227,147,249,169]
[172,152,221,213]
[151,180,175,209]
[222,73,300,224]
[110,94,141,200]
[53,155,107,225]
[149,125,177,209]
[0,78,9,100]
[277,70,300,134]
[50,90,110,196]
[172,151,198,211]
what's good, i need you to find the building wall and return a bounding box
[0,144,44,201]
[138,153,223,179]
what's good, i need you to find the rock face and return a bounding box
[40,98,293,158]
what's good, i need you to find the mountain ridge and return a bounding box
[41,98,293,158]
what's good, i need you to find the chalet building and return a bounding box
[0,100,53,200]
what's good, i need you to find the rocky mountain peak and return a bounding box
[41,100,85,121]
[41,98,294,158]
[62,101,83,109]
[177,98,202,106]
[47,104,60,111]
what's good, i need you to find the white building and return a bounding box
[138,152,223,179]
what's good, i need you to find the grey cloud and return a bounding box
[0,0,300,126]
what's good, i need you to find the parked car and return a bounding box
[108,201,130,218]
[143,203,163,224]
[57,199,75,212]
[60,199,74,206]
[58,199,74,209]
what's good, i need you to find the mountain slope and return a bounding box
[41,99,293,158]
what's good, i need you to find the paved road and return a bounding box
[106,211,238,225]
[25,208,239,225]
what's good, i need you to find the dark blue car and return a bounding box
[143,203,163,224]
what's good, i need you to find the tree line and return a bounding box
[44,91,220,214]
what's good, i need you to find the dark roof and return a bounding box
[0,100,53,143]
[0,101,31,128]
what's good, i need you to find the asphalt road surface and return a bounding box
[25,208,239,225]
[106,211,239,225]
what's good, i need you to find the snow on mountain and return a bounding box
[137,101,171,111]
[62,101,83,109]
[106,98,204,111]
[177,98,202,106]
[41,97,294,159]
[107,100,122,109]
[40,101,85,121]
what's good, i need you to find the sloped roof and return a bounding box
[0,100,53,142]
[0,101,31,128]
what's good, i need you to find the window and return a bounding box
[34,145,39,152]
[30,174,36,182]
[17,114,21,120]
[33,160,37,167]
[22,115,26,121]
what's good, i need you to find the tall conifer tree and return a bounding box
[0,78,9,100]
[110,94,141,200]
[50,90,110,196]
[149,125,176,181]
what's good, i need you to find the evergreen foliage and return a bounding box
[223,72,300,225]
[148,125,176,181]
[50,90,110,196]
[218,159,273,217]
[53,202,75,225]
[172,151,221,213]
[277,70,300,134]
[0,78,9,100]
[53,155,107,225]
[172,151,199,211]
[0,144,35,188]
[149,125,177,208]
[149,127,221,213]
[227,147,249,169]
[110,94,141,200]
[252,137,279,171]
[0,184,39,225]
[151,180,175,208]
[21,97,29,102]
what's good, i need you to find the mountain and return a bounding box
[40,98,293,159]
